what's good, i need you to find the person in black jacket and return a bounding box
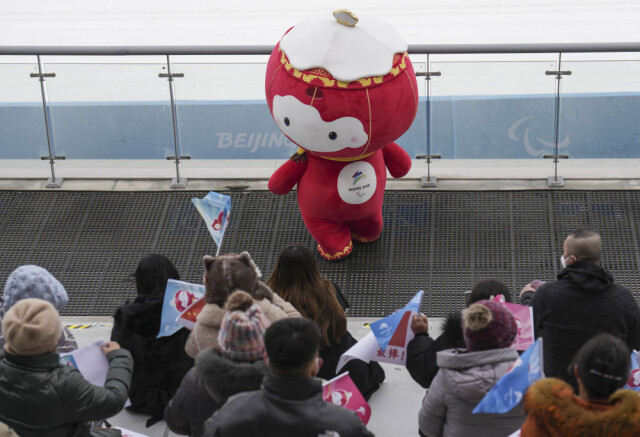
[203,318,374,437]
[164,291,269,437]
[110,254,194,426]
[519,229,640,389]
[406,279,512,388]
[267,244,384,399]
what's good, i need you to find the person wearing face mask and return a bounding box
[202,317,374,437]
[518,229,640,391]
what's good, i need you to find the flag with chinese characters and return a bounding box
[322,372,371,424]
[157,279,205,339]
[176,298,206,330]
[473,338,544,414]
[336,291,423,372]
[624,350,640,391]
[192,191,231,254]
[370,290,423,351]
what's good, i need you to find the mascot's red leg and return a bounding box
[301,214,353,261]
[349,211,384,243]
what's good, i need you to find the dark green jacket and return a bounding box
[0,348,133,437]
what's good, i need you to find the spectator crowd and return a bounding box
[1,229,640,436]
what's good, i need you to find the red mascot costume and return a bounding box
[266,10,418,260]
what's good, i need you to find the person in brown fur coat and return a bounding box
[185,252,300,358]
[521,333,640,437]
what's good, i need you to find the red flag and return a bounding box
[176,298,206,330]
[322,372,371,424]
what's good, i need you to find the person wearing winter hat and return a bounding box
[0,299,133,437]
[418,300,525,437]
[407,279,512,389]
[0,264,77,353]
[165,290,270,437]
[185,252,300,359]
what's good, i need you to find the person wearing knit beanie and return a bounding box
[165,290,271,436]
[218,291,270,362]
[3,265,69,310]
[463,300,517,352]
[419,299,524,436]
[2,298,61,356]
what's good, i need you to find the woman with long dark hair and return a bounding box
[267,244,384,399]
[111,254,194,426]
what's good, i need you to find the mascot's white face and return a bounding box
[272,95,368,153]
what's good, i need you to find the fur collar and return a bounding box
[524,378,640,436]
[196,348,267,405]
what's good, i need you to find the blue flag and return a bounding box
[473,338,544,414]
[624,350,640,391]
[369,290,423,351]
[157,279,205,338]
[192,191,231,254]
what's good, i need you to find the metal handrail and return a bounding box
[2,42,640,56]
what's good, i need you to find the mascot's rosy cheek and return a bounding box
[266,10,418,260]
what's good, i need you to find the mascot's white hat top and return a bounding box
[279,9,408,83]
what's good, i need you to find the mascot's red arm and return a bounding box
[268,156,308,195]
[382,142,412,178]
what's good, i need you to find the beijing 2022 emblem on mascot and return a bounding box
[266,10,418,260]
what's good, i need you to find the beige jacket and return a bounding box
[0,422,18,437]
[185,294,300,358]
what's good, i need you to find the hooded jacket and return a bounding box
[530,261,640,384]
[185,294,300,359]
[406,312,465,388]
[521,378,640,437]
[0,348,132,437]
[203,373,374,437]
[418,347,524,437]
[164,348,268,437]
[111,294,193,423]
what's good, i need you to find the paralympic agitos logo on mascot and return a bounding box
[266,9,418,260]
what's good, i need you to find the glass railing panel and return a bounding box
[42,57,172,159]
[171,61,283,159]
[0,58,49,159]
[396,58,427,159]
[173,59,427,160]
[429,56,558,159]
[559,55,640,158]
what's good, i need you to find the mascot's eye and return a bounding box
[284,117,290,126]
[328,131,337,140]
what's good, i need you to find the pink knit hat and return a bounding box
[463,300,517,351]
[218,290,270,362]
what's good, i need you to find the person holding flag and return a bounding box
[418,300,524,437]
[521,334,640,437]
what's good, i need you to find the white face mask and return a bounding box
[560,255,567,269]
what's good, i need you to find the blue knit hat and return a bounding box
[3,265,69,310]
[218,290,270,362]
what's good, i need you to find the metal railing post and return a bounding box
[416,54,441,187]
[544,52,571,187]
[31,55,65,188]
[161,54,190,189]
